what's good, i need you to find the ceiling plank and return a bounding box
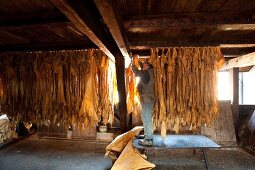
[124,13,255,32]
[221,47,255,56]
[94,0,130,59]
[220,52,255,70]
[0,21,72,31]
[0,41,96,52]
[0,14,68,27]
[50,0,115,61]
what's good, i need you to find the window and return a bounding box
[239,71,255,104]
[218,71,230,100]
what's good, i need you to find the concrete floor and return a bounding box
[0,134,255,170]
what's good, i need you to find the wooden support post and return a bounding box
[51,0,128,132]
[115,55,127,133]
[229,68,239,137]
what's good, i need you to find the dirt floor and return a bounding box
[0,134,255,170]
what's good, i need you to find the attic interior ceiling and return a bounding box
[0,0,255,62]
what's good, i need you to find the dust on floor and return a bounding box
[0,135,255,170]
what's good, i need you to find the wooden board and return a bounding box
[201,100,237,146]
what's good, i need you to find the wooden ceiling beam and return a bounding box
[124,13,255,32]
[129,39,255,48]
[50,0,115,61]
[0,15,68,27]
[221,47,255,56]
[220,44,255,48]
[0,21,73,31]
[94,0,130,59]
[0,41,97,52]
[220,52,255,70]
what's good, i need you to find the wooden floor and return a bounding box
[0,134,255,170]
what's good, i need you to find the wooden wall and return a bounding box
[201,100,237,146]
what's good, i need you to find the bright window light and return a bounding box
[218,71,230,100]
[241,71,255,104]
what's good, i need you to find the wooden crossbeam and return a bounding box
[124,13,255,32]
[94,0,130,59]
[0,21,72,31]
[220,52,255,70]
[129,39,255,49]
[221,47,255,56]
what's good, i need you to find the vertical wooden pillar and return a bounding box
[115,55,127,133]
[229,68,239,133]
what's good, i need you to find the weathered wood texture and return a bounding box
[115,55,128,132]
[0,0,255,134]
[0,0,95,52]
[229,68,240,131]
[118,0,255,57]
[118,0,255,15]
[39,123,97,138]
[0,0,64,22]
[0,0,255,58]
[124,14,255,32]
[201,101,237,146]
[220,52,255,70]
[50,0,115,61]
[94,0,130,59]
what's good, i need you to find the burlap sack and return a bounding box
[111,140,155,170]
[105,126,143,160]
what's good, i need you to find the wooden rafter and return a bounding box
[220,52,255,70]
[94,0,130,59]
[50,0,115,61]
